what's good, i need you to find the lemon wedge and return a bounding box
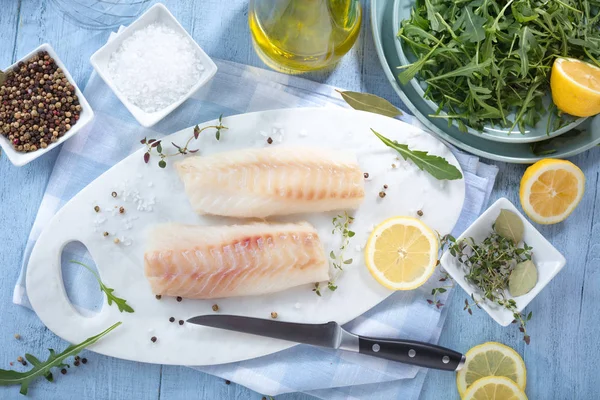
[364,216,438,290]
[550,57,600,117]
[463,376,528,400]
[520,159,585,224]
[456,342,527,397]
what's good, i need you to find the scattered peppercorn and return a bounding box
[178,320,184,326]
[271,312,278,319]
[212,304,219,312]
[379,191,386,198]
[81,358,87,364]
[225,380,231,385]
[363,172,369,179]
[75,356,80,361]
[176,296,182,302]
[169,317,175,323]
[61,368,67,375]
[119,206,125,214]
[417,210,423,216]
[74,360,80,367]
[17,356,26,366]
[111,191,117,198]
[155,294,162,300]
[383,184,388,189]
[150,336,157,343]
[14,334,20,340]
[0,51,81,153]
[93,205,100,212]
[103,231,109,237]
[436,259,440,266]
[113,238,120,244]
[267,137,273,144]
[9,362,13,366]
[392,163,397,168]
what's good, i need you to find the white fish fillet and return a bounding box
[175,147,365,218]
[144,222,329,299]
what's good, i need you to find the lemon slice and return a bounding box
[364,216,438,290]
[550,57,600,117]
[457,342,526,397]
[462,376,528,400]
[519,159,585,224]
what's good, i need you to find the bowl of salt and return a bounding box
[90,3,217,127]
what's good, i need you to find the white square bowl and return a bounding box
[89,3,218,128]
[0,43,95,167]
[440,197,566,326]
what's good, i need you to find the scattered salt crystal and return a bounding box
[148,328,155,334]
[294,303,302,309]
[107,22,205,113]
[148,181,154,187]
[367,224,375,233]
[299,129,308,137]
[259,130,269,137]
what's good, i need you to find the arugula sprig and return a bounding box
[398,0,597,133]
[0,322,121,395]
[371,129,462,180]
[71,261,134,313]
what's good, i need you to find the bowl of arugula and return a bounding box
[392,0,596,143]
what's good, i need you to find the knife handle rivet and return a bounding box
[372,344,380,352]
[408,349,416,358]
[442,356,450,364]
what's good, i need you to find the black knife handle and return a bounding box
[358,336,465,371]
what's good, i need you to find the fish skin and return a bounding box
[175,147,364,218]
[144,222,329,299]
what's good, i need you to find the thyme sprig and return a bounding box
[450,233,534,344]
[141,114,227,168]
[426,233,456,308]
[313,212,355,296]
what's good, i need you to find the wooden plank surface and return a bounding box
[0,0,598,399]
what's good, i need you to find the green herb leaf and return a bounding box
[71,261,134,313]
[158,160,167,169]
[337,90,402,118]
[371,129,462,180]
[330,251,336,259]
[459,8,487,43]
[0,322,121,394]
[508,260,538,297]
[494,209,524,244]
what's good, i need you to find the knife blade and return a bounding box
[187,315,465,371]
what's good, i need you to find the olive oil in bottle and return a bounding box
[248,0,362,73]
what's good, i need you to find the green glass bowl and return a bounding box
[371,0,600,162]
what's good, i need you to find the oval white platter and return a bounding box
[26,108,465,366]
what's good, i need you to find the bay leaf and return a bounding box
[494,209,524,244]
[508,259,538,297]
[0,70,6,86]
[337,90,403,118]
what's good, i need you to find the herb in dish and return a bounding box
[0,322,121,395]
[71,261,134,313]
[142,114,227,168]
[398,0,600,133]
[449,209,537,344]
[371,129,463,180]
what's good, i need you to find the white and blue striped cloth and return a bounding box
[14,57,497,399]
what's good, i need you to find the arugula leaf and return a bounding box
[371,129,462,180]
[424,0,441,31]
[71,261,134,313]
[459,8,486,43]
[0,322,121,395]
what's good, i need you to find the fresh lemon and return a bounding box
[519,159,585,224]
[463,376,528,400]
[456,342,526,398]
[550,57,600,117]
[364,216,438,290]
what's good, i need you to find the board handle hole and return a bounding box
[60,241,104,317]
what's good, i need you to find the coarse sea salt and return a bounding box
[107,23,205,113]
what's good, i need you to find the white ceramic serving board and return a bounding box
[27,108,465,366]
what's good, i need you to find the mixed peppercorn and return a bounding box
[0,51,81,153]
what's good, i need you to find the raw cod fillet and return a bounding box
[175,147,365,218]
[144,222,329,299]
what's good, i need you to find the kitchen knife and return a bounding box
[187,315,465,371]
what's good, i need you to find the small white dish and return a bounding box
[89,3,218,128]
[0,43,94,167]
[440,197,566,326]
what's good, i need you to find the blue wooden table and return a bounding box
[1,1,598,399]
